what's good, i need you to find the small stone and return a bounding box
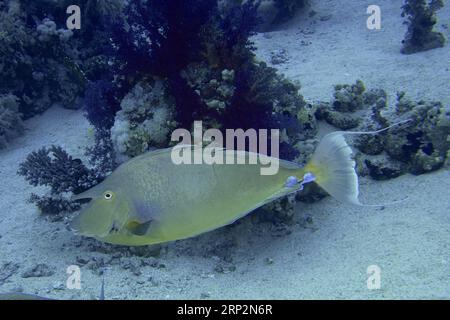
[0,262,19,285]
[364,155,406,180]
[270,49,289,65]
[76,256,89,266]
[148,277,160,287]
[21,264,55,278]
[320,14,333,21]
[214,262,236,274]
[200,292,211,299]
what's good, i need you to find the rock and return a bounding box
[87,257,106,275]
[129,245,162,258]
[319,14,333,21]
[363,154,407,180]
[270,49,289,65]
[214,261,236,274]
[0,262,20,284]
[76,256,89,266]
[21,264,55,278]
[148,276,160,287]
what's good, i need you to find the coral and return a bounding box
[314,81,449,179]
[315,103,360,130]
[83,80,123,130]
[111,80,178,158]
[401,0,446,54]
[315,80,384,130]
[181,63,236,114]
[18,145,99,194]
[332,80,366,113]
[110,0,217,79]
[355,91,449,177]
[18,146,100,214]
[29,193,81,216]
[0,6,85,117]
[0,94,23,149]
[227,61,316,158]
[85,128,117,179]
[382,92,450,174]
[0,0,124,118]
[18,0,318,221]
[104,0,312,162]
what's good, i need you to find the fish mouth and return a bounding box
[71,193,93,201]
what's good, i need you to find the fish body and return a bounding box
[72,131,362,246]
[72,148,308,245]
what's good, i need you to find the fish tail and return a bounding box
[304,119,411,206]
[304,131,361,205]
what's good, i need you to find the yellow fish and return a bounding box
[72,121,408,246]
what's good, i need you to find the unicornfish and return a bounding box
[71,123,407,246]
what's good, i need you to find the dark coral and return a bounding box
[401,0,446,54]
[17,146,102,214]
[104,0,313,160]
[18,146,98,195]
[83,80,123,130]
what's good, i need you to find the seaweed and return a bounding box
[272,0,309,25]
[401,0,446,54]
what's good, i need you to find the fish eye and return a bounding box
[103,191,114,200]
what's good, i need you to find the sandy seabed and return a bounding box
[0,0,449,299]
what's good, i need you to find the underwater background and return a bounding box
[0,0,449,299]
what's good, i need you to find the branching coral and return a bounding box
[0,94,23,149]
[18,146,98,195]
[401,0,446,54]
[17,146,101,214]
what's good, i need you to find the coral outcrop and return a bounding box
[401,0,446,54]
[316,80,450,179]
[111,80,178,158]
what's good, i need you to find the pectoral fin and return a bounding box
[126,220,153,236]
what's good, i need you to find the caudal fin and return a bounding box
[304,120,411,206]
[305,131,361,205]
